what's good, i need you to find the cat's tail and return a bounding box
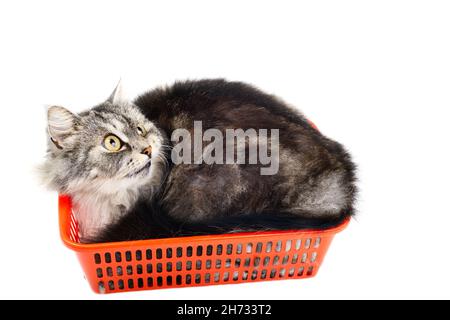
[91,201,350,243]
[177,211,350,237]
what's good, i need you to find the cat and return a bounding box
[40,79,357,243]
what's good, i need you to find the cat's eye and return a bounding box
[137,125,147,137]
[103,134,122,152]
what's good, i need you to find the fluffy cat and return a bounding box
[40,79,357,243]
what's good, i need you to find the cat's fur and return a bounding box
[40,79,357,243]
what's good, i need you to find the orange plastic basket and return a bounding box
[59,195,349,294]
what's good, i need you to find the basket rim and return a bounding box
[58,194,350,252]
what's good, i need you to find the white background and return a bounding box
[0,0,449,300]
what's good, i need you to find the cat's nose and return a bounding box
[141,146,152,157]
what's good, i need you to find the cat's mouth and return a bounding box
[127,161,151,177]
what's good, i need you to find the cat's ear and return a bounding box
[47,106,79,149]
[107,79,127,105]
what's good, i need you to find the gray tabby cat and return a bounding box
[40,79,356,243]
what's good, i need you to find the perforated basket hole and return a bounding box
[176,261,182,271]
[118,279,124,290]
[242,271,248,280]
[205,273,211,283]
[126,265,133,275]
[254,257,261,267]
[137,264,143,274]
[246,243,253,253]
[157,277,163,287]
[128,279,134,289]
[135,250,142,261]
[310,252,317,263]
[186,261,192,271]
[156,263,163,273]
[104,253,111,263]
[206,260,212,269]
[108,280,115,290]
[176,247,182,257]
[314,237,321,248]
[125,251,132,262]
[106,267,113,277]
[285,240,292,252]
[236,244,242,254]
[215,272,221,282]
[263,257,270,267]
[166,248,172,258]
[301,253,308,263]
[288,268,295,277]
[216,244,223,255]
[256,242,263,253]
[215,259,222,269]
[261,270,267,279]
[166,262,172,272]
[117,266,123,276]
[307,266,314,276]
[115,252,122,263]
[275,241,282,252]
[251,270,258,280]
[146,264,152,274]
[223,272,229,282]
[234,258,241,268]
[273,256,279,266]
[147,277,153,287]
[225,259,231,268]
[233,271,239,281]
[270,269,277,279]
[187,246,193,257]
[186,274,192,284]
[94,253,101,264]
[282,255,289,265]
[297,267,304,276]
[176,275,182,285]
[279,269,286,278]
[292,254,298,264]
[146,249,152,260]
[96,268,103,278]
[305,238,311,249]
[195,274,201,284]
[206,245,213,256]
[156,249,162,259]
[196,246,203,256]
[226,244,233,255]
[167,276,173,286]
[138,278,144,288]
[98,281,105,293]
[295,239,301,250]
[196,260,202,270]
[266,242,273,253]
[244,258,251,267]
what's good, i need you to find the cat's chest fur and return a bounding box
[69,179,143,241]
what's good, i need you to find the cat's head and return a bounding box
[40,82,168,197]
